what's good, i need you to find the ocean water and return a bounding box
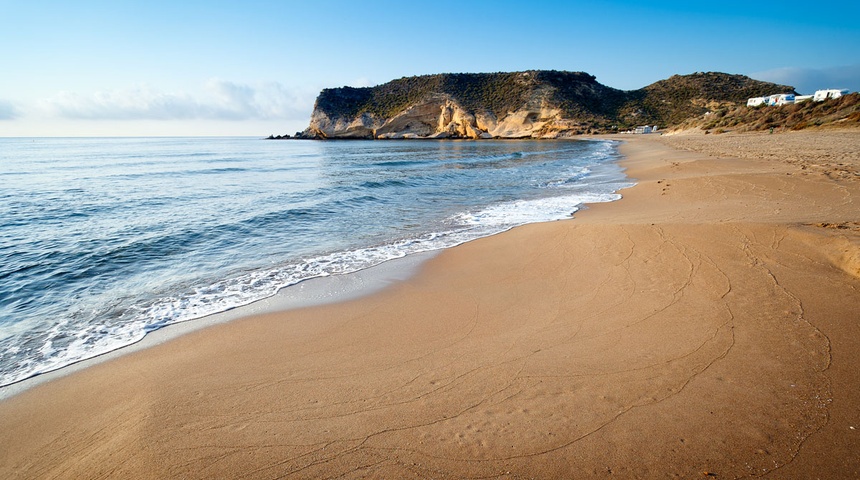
[0,137,630,388]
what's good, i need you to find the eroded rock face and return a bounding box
[376,95,451,139]
[306,111,381,139]
[308,93,577,140]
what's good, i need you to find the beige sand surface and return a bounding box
[1,131,858,479]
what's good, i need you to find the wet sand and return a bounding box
[1,130,858,478]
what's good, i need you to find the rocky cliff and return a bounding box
[302,71,793,139]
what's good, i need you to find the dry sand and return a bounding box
[1,130,858,479]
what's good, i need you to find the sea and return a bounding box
[0,137,631,391]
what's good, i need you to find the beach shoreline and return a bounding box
[0,137,628,393]
[2,130,858,478]
[0,250,438,401]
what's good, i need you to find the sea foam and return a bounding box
[0,137,631,389]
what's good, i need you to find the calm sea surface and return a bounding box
[0,137,631,388]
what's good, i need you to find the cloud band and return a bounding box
[38,80,314,121]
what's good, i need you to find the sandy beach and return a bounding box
[2,130,858,479]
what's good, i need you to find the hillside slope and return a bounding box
[670,92,860,133]
[300,71,794,139]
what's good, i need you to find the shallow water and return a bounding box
[0,137,630,387]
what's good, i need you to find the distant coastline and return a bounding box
[269,70,857,141]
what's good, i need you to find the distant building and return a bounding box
[748,94,794,107]
[776,94,795,106]
[747,97,767,107]
[767,94,795,106]
[634,125,654,134]
[750,89,851,107]
[814,89,849,102]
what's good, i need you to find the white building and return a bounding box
[775,94,795,106]
[813,89,850,102]
[748,94,796,107]
[766,94,795,106]
[747,97,767,107]
[749,89,851,107]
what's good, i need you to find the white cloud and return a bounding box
[0,99,19,120]
[204,80,317,120]
[350,77,375,88]
[750,64,860,95]
[38,80,316,122]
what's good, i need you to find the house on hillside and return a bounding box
[750,89,853,107]
[814,89,849,102]
[634,125,655,134]
[768,94,795,106]
[747,97,767,107]
[748,94,794,107]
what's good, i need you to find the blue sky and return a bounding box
[1,0,858,136]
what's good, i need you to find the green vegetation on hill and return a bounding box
[315,72,537,120]
[626,72,795,127]
[440,72,533,118]
[537,70,627,118]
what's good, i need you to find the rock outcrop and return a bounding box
[301,71,794,139]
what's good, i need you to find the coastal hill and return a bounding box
[299,71,794,139]
[672,91,860,133]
